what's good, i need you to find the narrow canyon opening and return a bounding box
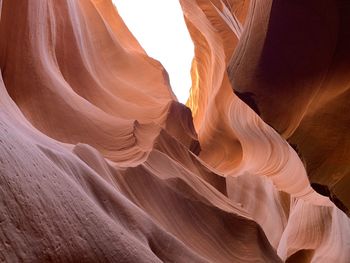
[113,0,194,104]
[1,1,349,262]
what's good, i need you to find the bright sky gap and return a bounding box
[112,0,194,103]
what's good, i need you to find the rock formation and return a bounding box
[0,0,349,262]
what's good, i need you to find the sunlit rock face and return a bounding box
[0,0,349,262]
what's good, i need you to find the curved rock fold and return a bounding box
[0,0,349,262]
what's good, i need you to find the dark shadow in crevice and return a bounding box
[234,90,261,116]
[311,183,349,216]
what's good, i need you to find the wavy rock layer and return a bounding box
[0,0,349,262]
[226,0,350,214]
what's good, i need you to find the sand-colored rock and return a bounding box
[227,0,350,214]
[0,0,349,262]
[182,0,350,261]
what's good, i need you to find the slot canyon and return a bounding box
[0,0,349,262]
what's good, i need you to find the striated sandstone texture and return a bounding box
[0,0,349,262]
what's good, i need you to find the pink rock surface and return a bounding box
[0,0,349,262]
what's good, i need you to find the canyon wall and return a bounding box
[0,0,349,262]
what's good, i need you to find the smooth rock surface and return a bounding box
[0,1,349,262]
